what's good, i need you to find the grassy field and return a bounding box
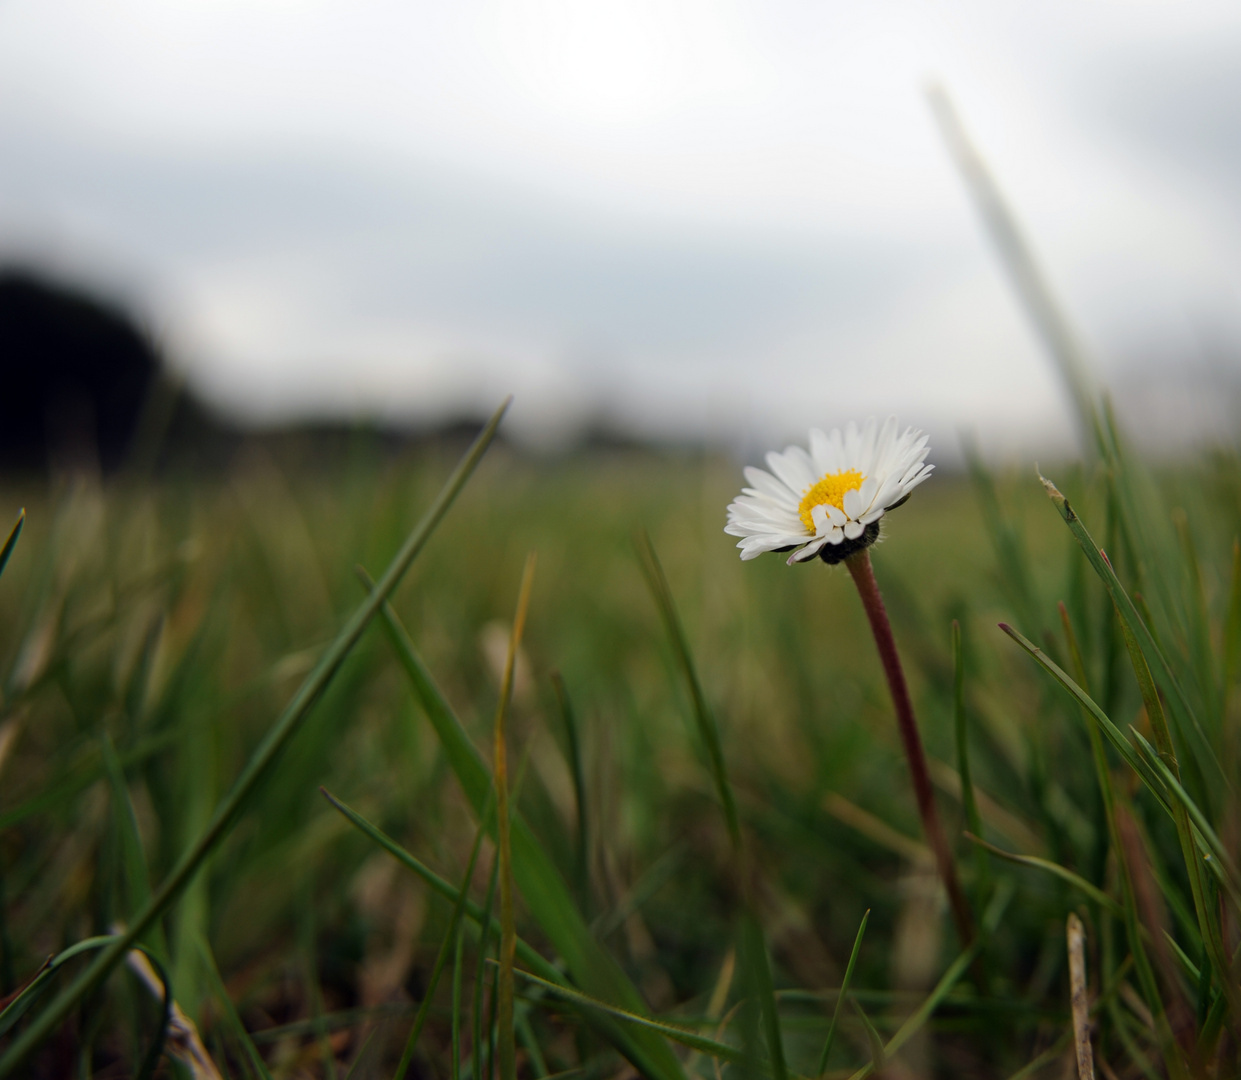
[1,414,1240,1078]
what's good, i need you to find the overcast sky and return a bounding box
[2,1,1240,453]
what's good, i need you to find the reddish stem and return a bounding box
[845,548,975,947]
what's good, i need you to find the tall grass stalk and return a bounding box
[495,553,537,1080]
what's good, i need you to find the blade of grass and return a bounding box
[0,398,510,1076]
[100,734,163,960]
[739,912,788,1080]
[683,947,735,1077]
[1003,1032,1072,1080]
[1112,598,1237,1027]
[485,962,498,1080]
[635,531,740,850]
[815,909,868,1076]
[850,999,886,1075]
[0,510,23,585]
[0,936,115,1036]
[392,792,495,1079]
[518,1013,549,1078]
[962,440,1042,639]
[1172,510,1218,726]
[502,964,771,1073]
[1129,729,1241,908]
[953,621,990,912]
[999,624,1170,815]
[1039,473,1223,795]
[453,911,467,1080]
[1059,601,1111,885]
[590,845,683,941]
[927,86,1100,451]
[0,934,172,1074]
[962,834,1122,916]
[321,789,554,981]
[550,672,590,914]
[844,880,1014,1080]
[475,855,499,1080]
[495,553,537,1080]
[197,936,273,1080]
[299,897,339,1080]
[1224,540,1241,713]
[345,1029,384,1080]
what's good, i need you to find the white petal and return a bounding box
[808,428,834,475]
[872,478,902,510]
[828,427,846,471]
[857,475,878,511]
[843,420,861,464]
[811,503,831,534]
[859,506,886,525]
[766,448,815,495]
[738,533,806,558]
[825,503,847,527]
[842,487,864,519]
[872,416,899,467]
[828,526,845,544]
[789,535,830,564]
[743,466,798,507]
[843,519,865,540]
[729,498,802,530]
[856,417,879,476]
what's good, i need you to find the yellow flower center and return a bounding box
[798,469,864,533]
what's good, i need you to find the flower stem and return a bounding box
[845,548,975,947]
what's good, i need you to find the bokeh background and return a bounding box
[2,0,1241,463]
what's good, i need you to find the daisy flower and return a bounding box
[725,417,933,565]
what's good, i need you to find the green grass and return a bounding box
[1,419,1241,1077]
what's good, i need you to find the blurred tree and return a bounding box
[0,269,160,472]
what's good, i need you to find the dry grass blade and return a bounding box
[125,947,222,1080]
[1067,914,1095,1080]
[496,552,537,1080]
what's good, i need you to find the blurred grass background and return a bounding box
[3,425,1240,1076]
